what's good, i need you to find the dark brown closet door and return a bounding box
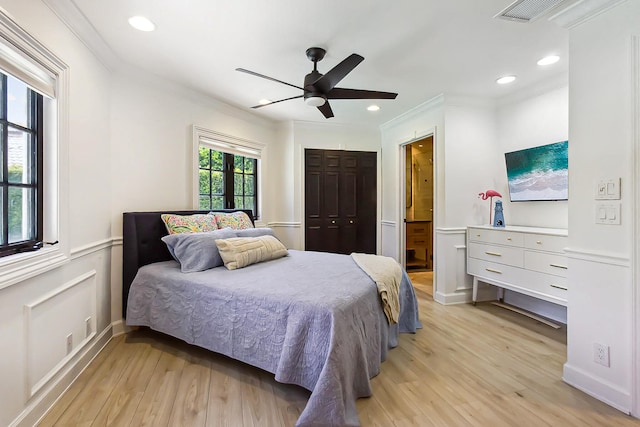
[305,149,376,254]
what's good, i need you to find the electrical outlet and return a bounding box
[85,317,92,338]
[66,333,73,355]
[593,342,610,367]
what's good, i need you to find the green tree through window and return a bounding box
[199,147,257,217]
[0,72,43,256]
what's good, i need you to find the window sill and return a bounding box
[0,246,69,291]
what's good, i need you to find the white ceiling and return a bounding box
[62,0,570,125]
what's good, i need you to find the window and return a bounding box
[192,126,264,220]
[0,72,43,257]
[198,147,258,217]
[0,10,69,289]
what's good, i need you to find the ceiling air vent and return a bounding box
[495,0,565,22]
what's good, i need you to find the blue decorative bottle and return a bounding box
[493,200,505,227]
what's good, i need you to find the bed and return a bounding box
[122,210,421,427]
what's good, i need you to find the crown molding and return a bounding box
[380,94,444,131]
[549,0,627,29]
[42,0,119,71]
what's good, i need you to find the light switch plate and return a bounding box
[595,202,621,224]
[596,178,621,200]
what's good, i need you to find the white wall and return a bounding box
[109,67,278,319]
[559,0,640,414]
[496,82,569,229]
[0,2,113,426]
[380,95,497,304]
[492,82,570,323]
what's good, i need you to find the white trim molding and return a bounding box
[70,237,118,260]
[24,270,97,399]
[549,0,628,29]
[632,33,640,418]
[563,363,631,414]
[41,0,119,70]
[11,324,113,427]
[267,221,301,228]
[564,248,631,268]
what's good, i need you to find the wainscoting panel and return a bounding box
[434,227,471,304]
[24,270,97,399]
[381,220,397,259]
[267,222,301,250]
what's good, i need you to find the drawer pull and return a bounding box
[507,237,512,241]
[536,240,542,244]
[485,251,502,257]
[414,228,425,232]
[349,220,353,224]
[549,263,568,270]
[550,284,568,291]
[331,220,336,224]
[485,268,502,274]
[415,240,425,244]
[476,234,481,237]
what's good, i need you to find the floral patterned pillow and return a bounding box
[161,213,219,234]
[214,211,254,230]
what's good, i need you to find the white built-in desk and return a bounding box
[467,225,568,307]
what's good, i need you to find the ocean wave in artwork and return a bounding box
[508,168,568,201]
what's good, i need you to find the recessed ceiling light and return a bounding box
[258,99,271,105]
[367,105,380,111]
[128,16,155,32]
[496,75,517,85]
[537,55,560,66]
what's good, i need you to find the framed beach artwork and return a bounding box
[504,140,568,202]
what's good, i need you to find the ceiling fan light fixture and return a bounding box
[128,16,155,32]
[258,98,271,105]
[367,105,380,111]
[305,96,326,107]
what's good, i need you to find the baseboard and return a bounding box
[434,289,470,305]
[563,363,632,415]
[11,324,113,427]
[111,319,129,336]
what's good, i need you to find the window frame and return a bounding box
[0,10,69,290]
[192,126,264,219]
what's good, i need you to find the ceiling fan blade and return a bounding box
[327,87,398,100]
[236,68,304,91]
[312,54,364,93]
[317,101,334,119]
[250,95,304,109]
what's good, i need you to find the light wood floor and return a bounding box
[38,272,640,427]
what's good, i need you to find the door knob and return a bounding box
[349,220,353,224]
[331,220,336,224]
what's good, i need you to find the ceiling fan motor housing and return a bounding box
[304,70,327,106]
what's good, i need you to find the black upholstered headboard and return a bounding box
[122,209,254,317]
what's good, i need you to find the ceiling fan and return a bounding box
[236,47,398,119]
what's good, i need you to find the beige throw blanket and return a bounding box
[351,253,401,324]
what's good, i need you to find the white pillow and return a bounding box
[215,235,288,270]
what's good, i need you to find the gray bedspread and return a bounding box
[126,249,421,426]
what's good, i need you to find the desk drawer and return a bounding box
[467,257,521,283]
[524,251,568,277]
[468,242,523,267]
[468,228,524,247]
[407,222,430,236]
[524,234,567,253]
[521,270,568,304]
